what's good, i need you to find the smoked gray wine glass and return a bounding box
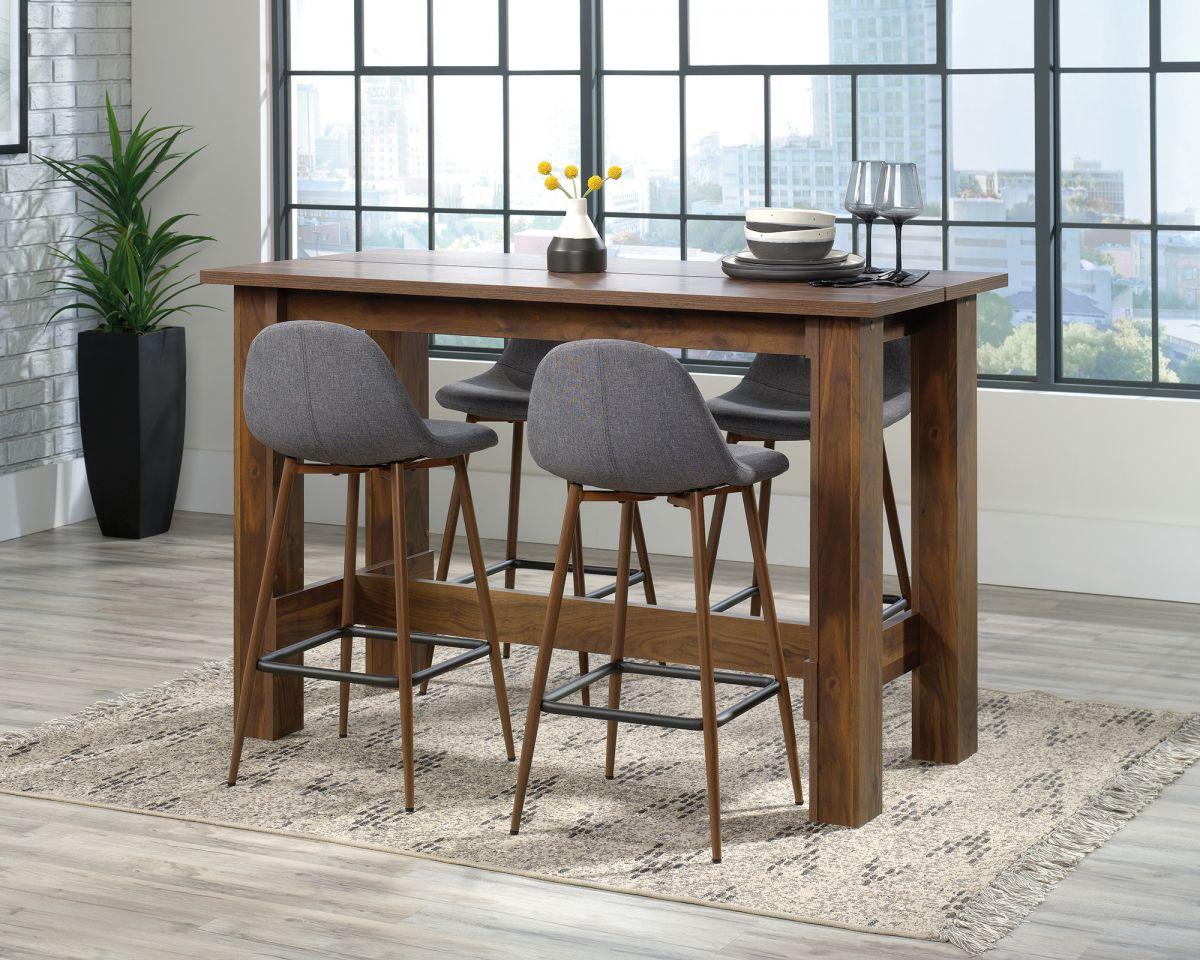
[874,162,924,278]
[844,160,887,274]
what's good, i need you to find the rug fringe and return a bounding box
[0,659,232,752]
[942,712,1200,955]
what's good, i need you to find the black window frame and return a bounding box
[272,0,1200,398]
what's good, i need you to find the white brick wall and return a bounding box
[0,0,131,473]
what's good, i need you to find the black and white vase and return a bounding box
[546,198,607,273]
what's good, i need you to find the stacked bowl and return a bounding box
[721,207,864,281]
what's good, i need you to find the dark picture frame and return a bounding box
[0,0,28,155]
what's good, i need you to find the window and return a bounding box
[278,0,584,352]
[1054,0,1200,388]
[275,0,1200,396]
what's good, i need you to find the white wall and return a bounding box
[130,0,269,461]
[131,0,1200,604]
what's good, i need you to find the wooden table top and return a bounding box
[200,250,1007,319]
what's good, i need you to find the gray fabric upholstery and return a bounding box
[435,338,560,422]
[528,340,789,495]
[706,340,912,441]
[244,321,498,465]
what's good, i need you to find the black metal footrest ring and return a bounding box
[256,625,491,689]
[539,659,779,731]
[881,595,910,621]
[452,555,646,600]
[712,586,910,623]
[710,584,759,613]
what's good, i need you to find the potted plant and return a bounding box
[40,95,211,539]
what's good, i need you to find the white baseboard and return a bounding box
[0,457,95,542]
[172,447,1200,604]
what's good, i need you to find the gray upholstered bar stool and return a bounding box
[705,340,913,618]
[227,320,515,812]
[431,338,658,702]
[510,340,804,864]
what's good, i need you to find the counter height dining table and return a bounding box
[201,250,1007,829]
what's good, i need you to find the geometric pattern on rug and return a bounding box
[2,647,1196,955]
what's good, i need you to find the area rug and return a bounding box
[1,648,1196,955]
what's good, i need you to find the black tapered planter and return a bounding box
[78,327,186,539]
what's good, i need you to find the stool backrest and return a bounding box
[496,338,560,389]
[528,339,745,494]
[243,320,430,465]
[746,339,911,402]
[882,338,911,402]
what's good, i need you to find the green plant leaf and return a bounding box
[38,94,212,334]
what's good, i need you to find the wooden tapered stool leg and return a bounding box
[741,486,803,804]
[632,503,657,605]
[389,464,417,812]
[688,491,723,863]
[228,457,299,786]
[505,422,524,591]
[882,443,912,603]
[704,433,740,590]
[500,422,525,659]
[338,471,360,738]
[425,455,464,693]
[749,441,776,617]
[453,456,516,761]
[604,501,635,780]
[435,487,460,582]
[427,443,475,691]
[511,483,584,835]
[572,513,590,706]
[704,492,728,591]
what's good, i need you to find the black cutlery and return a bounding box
[809,270,929,289]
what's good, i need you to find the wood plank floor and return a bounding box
[0,511,1196,959]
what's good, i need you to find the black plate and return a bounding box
[720,252,865,281]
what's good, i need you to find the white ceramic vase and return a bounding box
[546,197,607,273]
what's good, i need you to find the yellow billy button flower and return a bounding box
[607,165,622,181]
[564,164,579,179]
[537,160,552,175]
[587,175,603,192]
[544,175,560,191]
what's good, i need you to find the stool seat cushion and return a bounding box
[434,338,560,422]
[728,444,790,486]
[529,339,791,495]
[435,364,532,422]
[243,320,499,466]
[708,381,912,441]
[707,345,912,442]
[422,419,500,456]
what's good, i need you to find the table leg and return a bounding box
[233,287,305,740]
[911,297,978,764]
[808,316,885,827]
[365,331,431,676]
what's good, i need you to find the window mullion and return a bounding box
[1149,0,1161,382]
[274,0,290,260]
[678,0,688,268]
[500,0,510,253]
[426,0,435,249]
[353,0,364,253]
[850,72,859,256]
[582,0,600,226]
[763,75,771,209]
[1040,0,1059,385]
